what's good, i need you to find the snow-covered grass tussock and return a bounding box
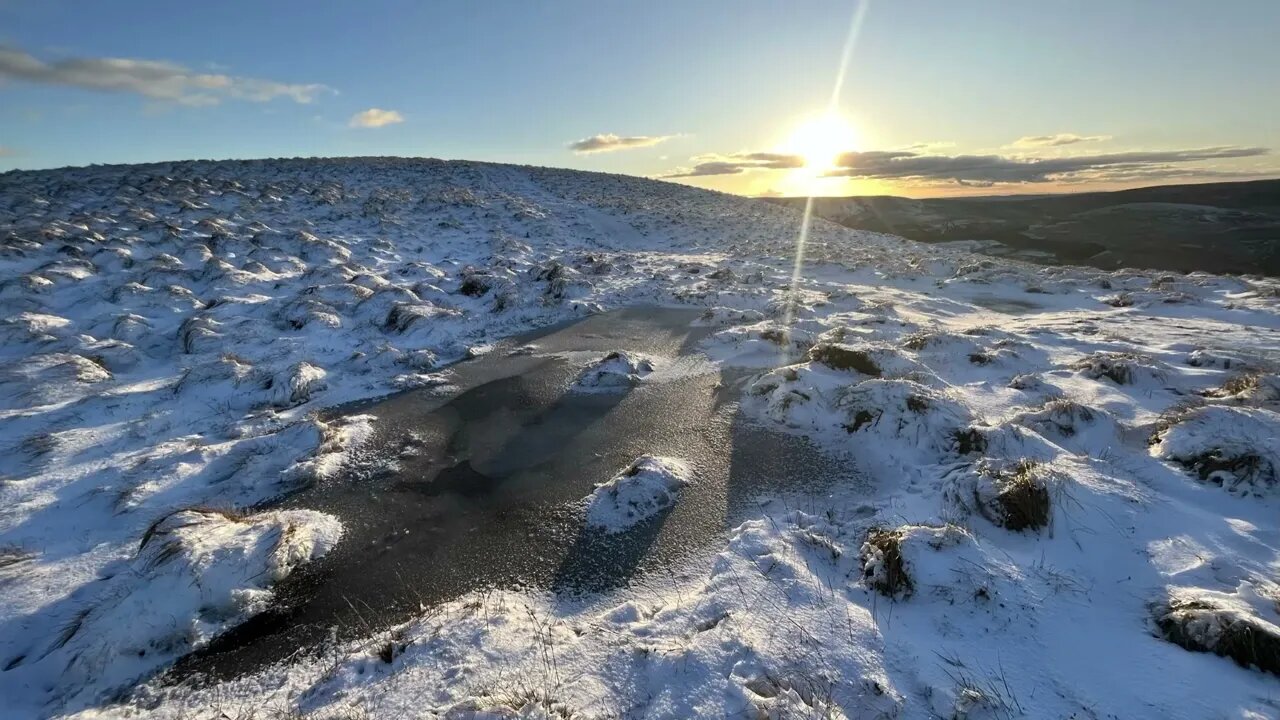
[1151,405,1280,495]
[583,455,694,533]
[861,523,1015,604]
[941,458,1054,532]
[1155,582,1280,676]
[1,157,1279,718]
[571,350,655,391]
[6,508,340,712]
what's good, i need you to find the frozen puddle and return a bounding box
[967,293,1044,314]
[175,307,859,680]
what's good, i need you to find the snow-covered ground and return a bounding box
[1,157,1278,719]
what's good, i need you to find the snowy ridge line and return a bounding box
[0,157,1276,718]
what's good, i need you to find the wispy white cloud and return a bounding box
[0,45,330,106]
[662,140,1270,186]
[348,108,405,128]
[662,152,804,178]
[902,141,956,153]
[1010,133,1112,148]
[568,133,672,154]
[826,146,1269,184]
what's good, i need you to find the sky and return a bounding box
[0,0,1277,197]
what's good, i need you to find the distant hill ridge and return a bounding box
[764,179,1280,276]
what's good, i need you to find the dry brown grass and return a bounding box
[1178,450,1273,488]
[975,461,1051,532]
[902,332,933,351]
[952,428,987,455]
[0,546,34,570]
[1072,351,1159,385]
[138,505,251,551]
[1201,370,1275,401]
[1155,597,1280,676]
[1148,398,1205,446]
[807,343,881,376]
[862,528,912,598]
[759,327,789,345]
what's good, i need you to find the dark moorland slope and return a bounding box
[766,179,1280,276]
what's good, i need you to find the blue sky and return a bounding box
[1,0,1276,196]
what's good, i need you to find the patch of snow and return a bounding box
[7,508,340,713]
[571,350,655,391]
[583,455,693,532]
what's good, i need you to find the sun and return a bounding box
[782,113,860,171]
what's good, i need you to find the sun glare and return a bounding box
[782,113,859,171]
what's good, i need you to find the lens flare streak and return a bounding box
[783,0,870,332]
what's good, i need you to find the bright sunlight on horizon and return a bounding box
[773,112,864,195]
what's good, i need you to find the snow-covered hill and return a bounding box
[1,158,1278,718]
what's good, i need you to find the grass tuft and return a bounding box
[988,460,1050,532]
[861,528,912,598]
[1149,398,1205,445]
[1155,597,1280,676]
[138,505,251,551]
[952,428,988,455]
[807,343,881,376]
[0,546,35,569]
[1072,351,1160,385]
